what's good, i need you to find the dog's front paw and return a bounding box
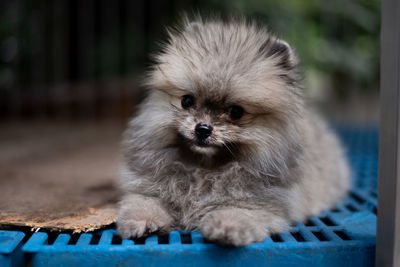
[198,208,268,246]
[116,195,174,239]
[117,218,159,239]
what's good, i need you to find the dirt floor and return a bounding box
[0,120,125,232]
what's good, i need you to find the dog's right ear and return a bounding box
[262,38,298,70]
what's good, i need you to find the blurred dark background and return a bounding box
[0,0,380,121]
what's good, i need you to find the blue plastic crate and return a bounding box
[8,126,380,266]
[0,231,25,267]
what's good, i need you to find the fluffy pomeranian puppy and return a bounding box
[117,16,350,246]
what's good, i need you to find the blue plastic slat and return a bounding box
[190,232,204,244]
[307,216,326,227]
[76,234,92,246]
[168,231,181,244]
[320,229,342,242]
[54,234,70,246]
[23,232,47,253]
[144,235,158,245]
[279,233,296,242]
[0,231,25,254]
[0,231,25,267]
[99,230,114,245]
[262,237,274,244]
[122,239,134,246]
[298,229,319,242]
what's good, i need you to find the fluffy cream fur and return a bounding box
[117,16,350,246]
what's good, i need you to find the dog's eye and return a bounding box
[181,95,195,109]
[228,105,244,120]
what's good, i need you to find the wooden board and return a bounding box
[0,121,124,232]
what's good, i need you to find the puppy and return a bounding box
[117,16,350,246]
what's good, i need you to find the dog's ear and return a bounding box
[265,39,298,69]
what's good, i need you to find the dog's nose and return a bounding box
[195,123,213,139]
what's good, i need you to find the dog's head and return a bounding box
[145,17,303,160]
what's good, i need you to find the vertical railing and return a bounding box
[0,0,162,120]
[376,0,400,266]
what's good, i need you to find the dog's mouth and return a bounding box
[195,140,211,147]
[177,133,219,155]
[177,133,212,147]
[190,143,218,156]
[176,133,240,161]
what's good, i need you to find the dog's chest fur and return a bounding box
[133,160,286,228]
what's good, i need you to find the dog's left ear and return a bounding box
[265,39,298,69]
